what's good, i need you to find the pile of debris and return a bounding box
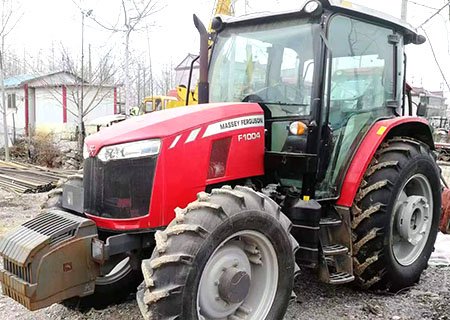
[0,161,76,193]
[57,141,82,170]
[7,133,83,170]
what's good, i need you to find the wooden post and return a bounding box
[24,84,29,136]
[62,85,67,123]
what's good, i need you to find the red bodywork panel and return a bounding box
[336,117,430,207]
[441,188,450,234]
[84,103,265,230]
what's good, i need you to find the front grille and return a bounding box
[84,156,157,219]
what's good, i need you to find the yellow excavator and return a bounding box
[139,0,234,114]
[138,86,199,114]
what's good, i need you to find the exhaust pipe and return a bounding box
[193,14,209,104]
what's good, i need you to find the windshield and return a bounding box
[209,19,316,117]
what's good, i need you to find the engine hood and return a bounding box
[85,102,263,156]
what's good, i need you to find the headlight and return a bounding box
[97,139,161,162]
[83,143,89,159]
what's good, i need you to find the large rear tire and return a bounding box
[138,185,299,320]
[351,137,441,291]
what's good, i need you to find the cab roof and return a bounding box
[218,0,425,45]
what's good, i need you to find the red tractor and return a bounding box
[0,1,444,319]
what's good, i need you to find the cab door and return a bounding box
[316,14,403,199]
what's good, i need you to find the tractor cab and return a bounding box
[208,0,425,199]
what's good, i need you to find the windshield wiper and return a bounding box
[247,100,309,107]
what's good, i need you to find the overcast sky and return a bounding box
[7,0,450,97]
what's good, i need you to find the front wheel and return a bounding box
[352,137,441,291]
[63,253,144,309]
[138,186,299,320]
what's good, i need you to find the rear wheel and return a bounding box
[351,137,441,291]
[138,185,299,319]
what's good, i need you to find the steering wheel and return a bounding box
[250,83,302,104]
[242,94,264,103]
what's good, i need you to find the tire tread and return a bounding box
[351,137,440,290]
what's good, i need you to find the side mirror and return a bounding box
[416,103,427,117]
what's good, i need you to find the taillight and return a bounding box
[208,137,231,179]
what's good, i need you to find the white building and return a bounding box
[3,71,118,137]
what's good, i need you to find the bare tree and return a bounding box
[58,46,119,151]
[154,61,175,96]
[0,0,21,161]
[89,0,161,115]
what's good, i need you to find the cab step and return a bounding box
[319,217,341,227]
[329,272,355,284]
[322,244,348,256]
[317,208,354,285]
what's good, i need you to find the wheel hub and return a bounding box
[396,195,429,245]
[218,267,251,304]
[197,231,279,320]
[197,244,251,319]
[392,173,433,266]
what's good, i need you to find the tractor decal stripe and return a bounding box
[202,115,264,138]
[186,128,201,143]
[169,134,182,149]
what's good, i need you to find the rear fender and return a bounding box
[441,188,450,234]
[336,117,433,207]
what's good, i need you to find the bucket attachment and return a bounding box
[0,210,100,310]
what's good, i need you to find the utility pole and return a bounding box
[88,43,92,82]
[137,64,141,106]
[125,30,131,115]
[143,67,146,98]
[145,26,154,98]
[401,0,408,21]
[79,9,92,151]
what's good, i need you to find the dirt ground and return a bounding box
[1,188,450,320]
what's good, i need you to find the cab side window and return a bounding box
[327,15,395,127]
